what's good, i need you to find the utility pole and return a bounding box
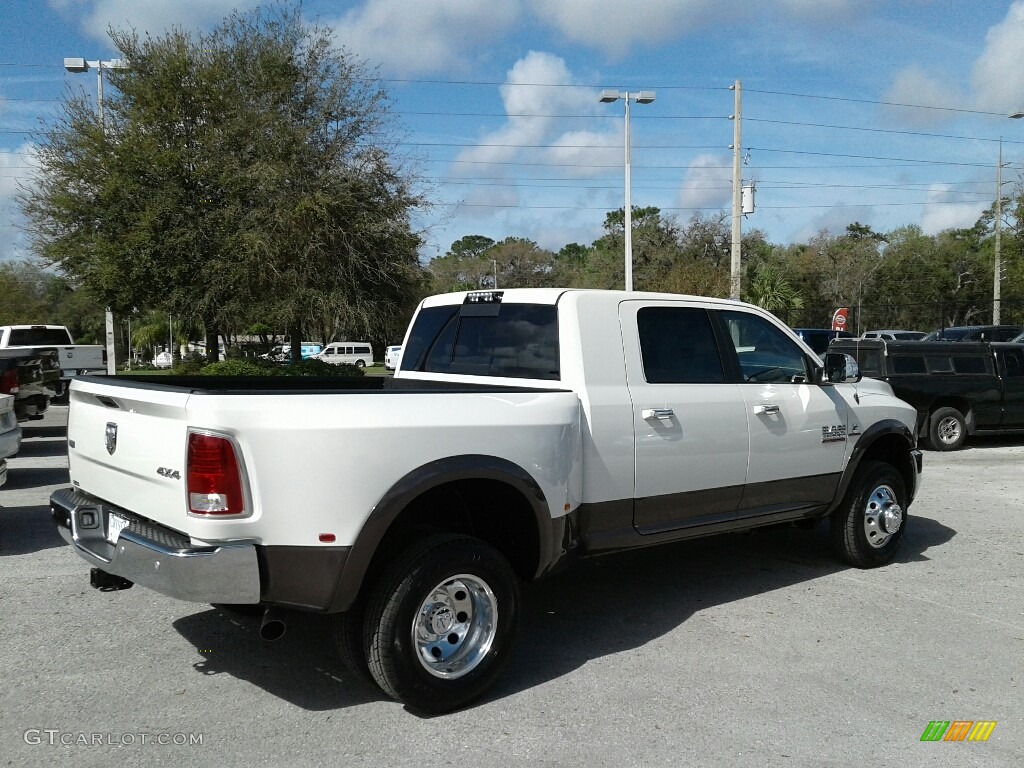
[729,80,742,301]
[994,137,1004,325]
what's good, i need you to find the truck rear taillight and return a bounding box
[187,431,247,516]
[0,369,17,394]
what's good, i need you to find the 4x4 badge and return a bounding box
[105,422,118,455]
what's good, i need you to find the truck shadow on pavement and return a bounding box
[18,424,67,440]
[173,607,384,709]
[10,437,69,458]
[0,502,66,555]
[171,515,955,714]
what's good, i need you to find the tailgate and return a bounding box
[67,380,192,532]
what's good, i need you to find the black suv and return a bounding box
[921,325,1023,342]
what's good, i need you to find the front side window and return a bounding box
[637,307,724,383]
[721,311,809,383]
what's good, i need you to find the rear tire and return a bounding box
[363,534,520,713]
[832,461,907,568]
[927,406,966,451]
[330,606,373,687]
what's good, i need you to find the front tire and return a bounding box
[927,406,966,451]
[363,534,520,713]
[832,461,907,568]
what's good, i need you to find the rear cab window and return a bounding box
[401,294,560,381]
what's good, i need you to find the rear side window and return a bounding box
[890,355,926,374]
[856,350,882,377]
[637,307,724,383]
[953,356,990,375]
[401,303,559,380]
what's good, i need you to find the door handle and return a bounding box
[753,403,780,415]
[642,408,675,421]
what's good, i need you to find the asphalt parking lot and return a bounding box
[1,405,1022,767]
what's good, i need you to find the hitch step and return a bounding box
[90,568,134,592]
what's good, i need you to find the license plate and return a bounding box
[107,512,130,544]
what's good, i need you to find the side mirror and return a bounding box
[820,352,862,384]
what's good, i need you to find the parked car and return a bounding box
[52,288,922,713]
[314,342,373,368]
[861,330,926,341]
[921,325,1023,342]
[262,343,323,363]
[831,337,1024,450]
[0,347,59,422]
[384,345,402,371]
[0,324,107,396]
[0,393,22,488]
[791,328,856,355]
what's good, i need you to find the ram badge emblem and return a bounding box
[105,422,118,455]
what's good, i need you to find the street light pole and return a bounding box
[599,89,656,291]
[64,56,126,375]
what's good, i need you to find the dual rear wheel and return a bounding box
[332,534,520,714]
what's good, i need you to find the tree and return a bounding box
[20,4,425,364]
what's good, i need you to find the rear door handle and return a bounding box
[642,408,675,421]
[753,403,780,415]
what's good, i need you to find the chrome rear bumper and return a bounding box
[50,487,260,604]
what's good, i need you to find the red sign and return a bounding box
[831,307,849,331]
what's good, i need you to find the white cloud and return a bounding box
[677,154,731,211]
[791,204,876,243]
[919,184,986,234]
[529,0,722,58]
[330,0,520,75]
[882,65,963,127]
[971,1,1024,113]
[453,52,610,173]
[57,0,262,43]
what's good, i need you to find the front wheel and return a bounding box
[363,534,520,713]
[832,461,907,568]
[355,359,366,368]
[927,407,966,451]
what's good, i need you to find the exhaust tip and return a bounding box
[259,609,287,642]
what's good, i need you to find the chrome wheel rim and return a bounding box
[937,416,962,445]
[412,574,497,679]
[863,483,903,549]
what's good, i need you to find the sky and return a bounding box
[1,0,1023,266]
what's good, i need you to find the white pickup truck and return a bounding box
[51,289,922,712]
[0,324,107,397]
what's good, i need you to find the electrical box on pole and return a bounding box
[741,182,756,215]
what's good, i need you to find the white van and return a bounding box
[316,342,374,368]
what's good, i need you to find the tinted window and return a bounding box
[401,303,559,380]
[8,328,72,345]
[891,355,926,374]
[401,305,459,372]
[856,350,882,377]
[637,307,724,384]
[1004,349,1024,377]
[723,311,809,383]
[953,356,990,375]
[926,355,954,373]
